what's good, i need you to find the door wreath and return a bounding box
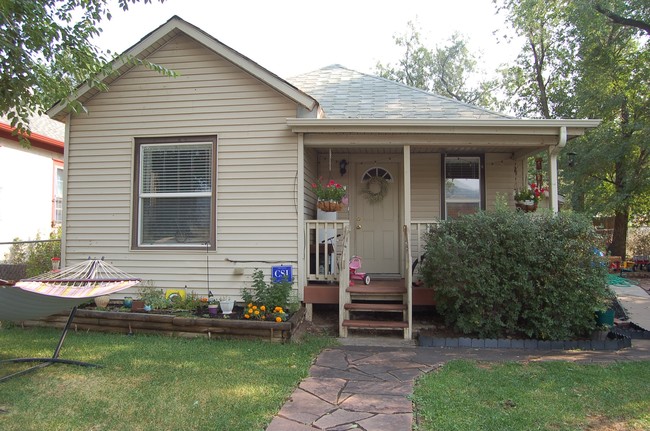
[361,175,389,204]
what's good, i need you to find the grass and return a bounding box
[0,327,334,431]
[413,359,650,431]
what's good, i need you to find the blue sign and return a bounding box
[271,265,293,283]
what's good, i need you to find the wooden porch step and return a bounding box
[344,303,407,312]
[342,319,409,330]
[347,285,406,295]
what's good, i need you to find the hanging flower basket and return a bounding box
[317,200,344,212]
[515,200,538,213]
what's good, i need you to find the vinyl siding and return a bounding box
[64,34,300,299]
[411,153,441,220]
[485,153,516,210]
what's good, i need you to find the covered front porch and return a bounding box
[291,119,600,339]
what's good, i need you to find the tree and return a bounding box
[495,0,577,118]
[593,0,650,35]
[496,0,650,257]
[376,22,501,110]
[0,0,167,144]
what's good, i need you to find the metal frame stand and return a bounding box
[0,307,100,382]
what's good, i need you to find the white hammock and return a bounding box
[0,259,140,321]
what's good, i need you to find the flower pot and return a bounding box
[220,300,235,315]
[208,304,219,317]
[595,309,615,327]
[94,295,110,308]
[515,200,537,213]
[131,300,145,312]
[317,200,344,212]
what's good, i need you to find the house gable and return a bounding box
[60,29,306,297]
[48,16,318,122]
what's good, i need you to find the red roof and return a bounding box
[0,122,64,155]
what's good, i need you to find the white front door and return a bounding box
[353,164,400,276]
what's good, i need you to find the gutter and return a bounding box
[0,123,64,154]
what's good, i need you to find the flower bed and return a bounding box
[19,305,306,343]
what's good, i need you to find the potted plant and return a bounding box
[311,178,347,212]
[219,297,235,315]
[207,294,219,316]
[514,183,547,212]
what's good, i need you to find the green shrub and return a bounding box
[241,269,293,310]
[420,209,611,340]
[4,228,61,277]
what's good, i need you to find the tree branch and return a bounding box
[595,4,650,35]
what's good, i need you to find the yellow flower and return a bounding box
[248,308,253,314]
[244,314,250,319]
[260,305,266,311]
[261,315,266,320]
[254,310,260,315]
[275,317,282,323]
[275,306,283,313]
[248,303,253,307]
[252,305,258,310]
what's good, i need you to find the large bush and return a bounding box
[420,209,611,340]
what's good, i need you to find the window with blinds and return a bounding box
[444,156,482,219]
[134,137,216,248]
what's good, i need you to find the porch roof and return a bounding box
[286,118,602,155]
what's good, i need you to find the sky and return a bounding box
[94,0,523,80]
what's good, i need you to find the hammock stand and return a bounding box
[0,259,140,382]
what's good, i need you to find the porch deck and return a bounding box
[304,279,435,306]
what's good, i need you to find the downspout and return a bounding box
[547,126,567,213]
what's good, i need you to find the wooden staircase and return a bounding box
[340,281,410,338]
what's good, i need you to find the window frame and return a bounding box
[441,154,485,219]
[52,159,64,227]
[132,136,217,250]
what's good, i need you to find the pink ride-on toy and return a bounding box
[349,256,370,285]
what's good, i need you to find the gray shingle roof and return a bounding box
[287,64,510,120]
[1,114,64,141]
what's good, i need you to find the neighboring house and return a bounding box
[47,16,599,338]
[0,115,64,259]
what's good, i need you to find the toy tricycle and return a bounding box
[349,256,370,285]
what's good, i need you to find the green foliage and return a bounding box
[628,227,650,257]
[137,285,169,309]
[420,209,611,340]
[495,0,650,257]
[3,229,61,277]
[376,21,501,110]
[0,0,173,144]
[241,269,293,311]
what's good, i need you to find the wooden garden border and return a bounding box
[19,306,306,343]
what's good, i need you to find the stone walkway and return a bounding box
[266,339,650,431]
[611,280,650,331]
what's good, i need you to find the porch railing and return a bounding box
[305,220,350,282]
[410,220,439,277]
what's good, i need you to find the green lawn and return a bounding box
[413,359,650,431]
[0,327,334,431]
[5,328,650,431]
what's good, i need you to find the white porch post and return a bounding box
[297,133,306,298]
[548,126,567,213]
[403,145,413,339]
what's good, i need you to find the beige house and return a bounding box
[49,16,599,338]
